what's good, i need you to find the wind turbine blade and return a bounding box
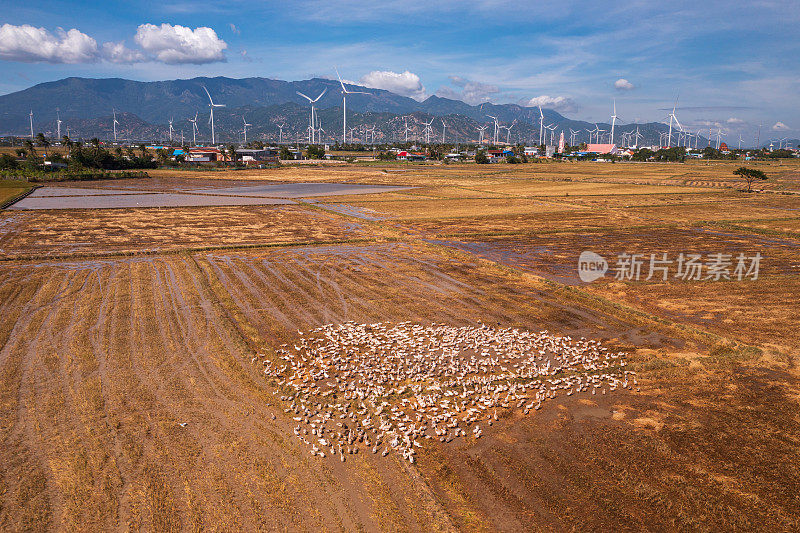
[296,91,313,102]
[202,85,214,104]
[335,67,347,92]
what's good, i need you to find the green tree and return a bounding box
[279,146,294,160]
[475,151,489,164]
[733,167,768,192]
[227,144,238,164]
[306,145,325,159]
[0,153,18,169]
[36,133,50,148]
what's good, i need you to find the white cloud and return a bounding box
[614,78,634,91]
[772,121,790,131]
[229,23,240,35]
[437,76,499,105]
[0,24,98,63]
[101,41,146,64]
[134,23,227,64]
[526,95,579,113]
[726,117,744,124]
[359,70,427,100]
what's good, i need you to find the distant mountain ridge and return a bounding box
[0,76,692,145]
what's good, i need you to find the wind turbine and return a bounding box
[714,128,727,149]
[633,126,644,148]
[595,126,606,144]
[316,119,326,143]
[168,117,174,143]
[538,106,545,146]
[56,109,62,140]
[402,117,412,142]
[441,119,447,144]
[422,118,435,144]
[569,128,578,146]
[188,112,199,145]
[335,67,369,144]
[504,119,516,144]
[545,123,557,146]
[665,97,681,147]
[477,125,488,144]
[242,116,251,144]
[296,88,327,144]
[277,123,285,144]
[610,99,620,145]
[738,134,743,149]
[112,109,120,142]
[486,115,499,144]
[29,110,33,139]
[202,86,225,145]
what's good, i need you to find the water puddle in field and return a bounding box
[11,182,411,210]
[313,203,387,221]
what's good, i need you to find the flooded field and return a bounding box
[10,182,412,210]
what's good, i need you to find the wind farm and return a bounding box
[0,2,799,532]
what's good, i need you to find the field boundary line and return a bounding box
[0,237,396,262]
[0,184,39,210]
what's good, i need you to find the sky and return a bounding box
[1,0,799,145]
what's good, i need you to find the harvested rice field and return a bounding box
[1,160,799,531]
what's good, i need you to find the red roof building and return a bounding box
[585,144,618,155]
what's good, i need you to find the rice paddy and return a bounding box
[1,159,799,531]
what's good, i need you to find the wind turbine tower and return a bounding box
[202,86,225,145]
[242,116,252,144]
[486,115,499,144]
[538,106,545,146]
[296,88,327,144]
[477,125,488,144]
[335,67,368,143]
[112,109,120,142]
[189,113,199,145]
[666,98,681,147]
[29,110,34,139]
[610,100,619,145]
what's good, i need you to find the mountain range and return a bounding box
[0,76,701,146]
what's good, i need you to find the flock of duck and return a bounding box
[255,322,637,463]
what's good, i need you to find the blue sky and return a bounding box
[2,0,799,143]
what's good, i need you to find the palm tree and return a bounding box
[35,132,49,148]
[227,144,238,165]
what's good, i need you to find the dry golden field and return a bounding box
[1,159,799,531]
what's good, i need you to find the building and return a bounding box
[523,146,540,157]
[585,144,619,155]
[236,148,278,163]
[487,149,514,162]
[396,151,427,161]
[185,148,224,162]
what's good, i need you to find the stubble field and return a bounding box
[1,159,799,531]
